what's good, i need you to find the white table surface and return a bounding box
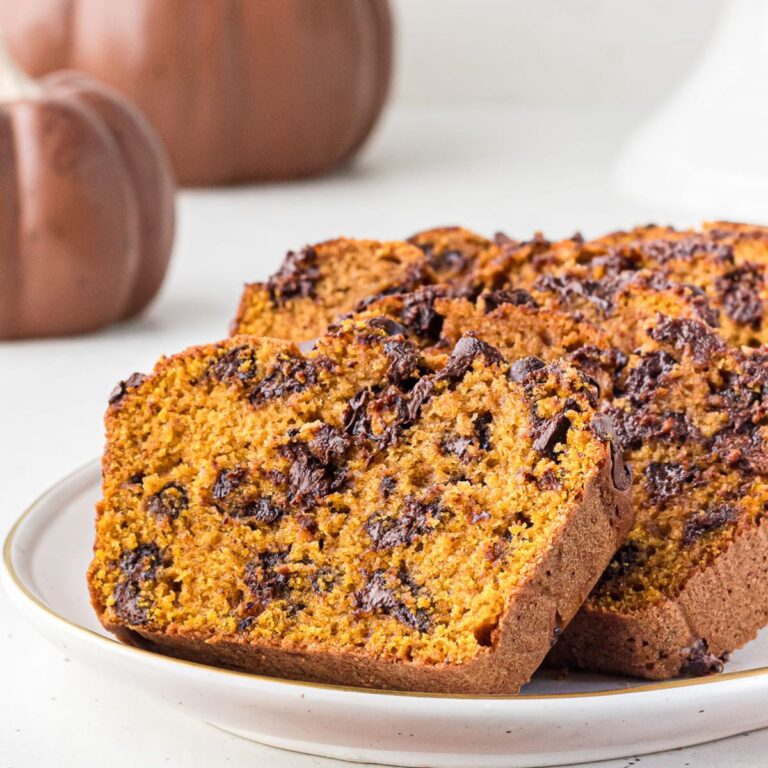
[2,104,766,767]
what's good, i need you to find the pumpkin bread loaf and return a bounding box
[347,288,768,679]
[89,319,633,694]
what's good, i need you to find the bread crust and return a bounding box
[95,453,633,694]
[548,516,768,679]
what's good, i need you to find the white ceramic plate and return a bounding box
[4,461,768,768]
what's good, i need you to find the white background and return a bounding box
[4,1,767,765]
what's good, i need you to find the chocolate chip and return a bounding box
[508,356,546,383]
[379,476,397,499]
[621,350,677,404]
[278,435,347,509]
[422,246,469,275]
[308,424,349,465]
[207,346,259,383]
[343,389,373,437]
[243,551,292,614]
[649,317,725,365]
[591,414,632,491]
[637,236,734,266]
[113,543,162,625]
[242,497,285,525]
[383,338,420,386]
[437,333,506,384]
[679,638,728,676]
[399,286,446,342]
[474,411,494,451]
[611,407,696,451]
[533,273,618,314]
[364,495,443,549]
[533,413,571,457]
[212,468,248,501]
[368,316,409,337]
[715,264,765,328]
[266,246,320,305]
[644,462,698,503]
[146,483,188,520]
[682,504,738,546]
[108,372,147,405]
[354,570,430,632]
[483,288,540,313]
[249,355,319,405]
[441,434,473,462]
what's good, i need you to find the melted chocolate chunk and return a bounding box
[621,350,677,404]
[611,407,695,451]
[108,372,147,405]
[308,424,349,465]
[591,413,632,491]
[383,338,420,386]
[364,495,444,550]
[212,468,248,501]
[266,246,320,305]
[437,333,505,384]
[146,483,188,520]
[399,286,446,342]
[679,638,728,676]
[483,288,539,313]
[343,389,373,437]
[243,551,292,613]
[682,504,738,546]
[242,497,286,525]
[533,413,571,457]
[279,433,348,509]
[441,434,473,462]
[715,264,765,328]
[368,316,409,337]
[207,346,259,383]
[211,468,285,523]
[474,411,494,451]
[649,317,724,365]
[508,356,546,383]
[113,543,162,625]
[249,355,319,405]
[533,273,619,314]
[379,475,397,499]
[644,462,698,503]
[424,247,469,274]
[355,570,430,632]
[406,376,436,421]
[637,236,734,266]
[597,540,646,591]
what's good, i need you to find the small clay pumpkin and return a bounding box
[0,0,393,186]
[0,43,175,340]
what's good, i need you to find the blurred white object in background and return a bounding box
[615,0,768,220]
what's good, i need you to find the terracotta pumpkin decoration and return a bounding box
[0,43,175,340]
[0,0,394,186]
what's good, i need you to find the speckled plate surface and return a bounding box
[5,460,768,767]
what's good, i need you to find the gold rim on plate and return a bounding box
[5,460,768,701]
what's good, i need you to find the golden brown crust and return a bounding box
[98,454,632,694]
[548,516,768,679]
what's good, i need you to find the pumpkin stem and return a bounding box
[0,35,41,102]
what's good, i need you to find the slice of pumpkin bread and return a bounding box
[231,228,492,342]
[89,319,632,694]
[349,290,768,679]
[549,317,768,678]
[490,222,768,348]
[232,239,428,341]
